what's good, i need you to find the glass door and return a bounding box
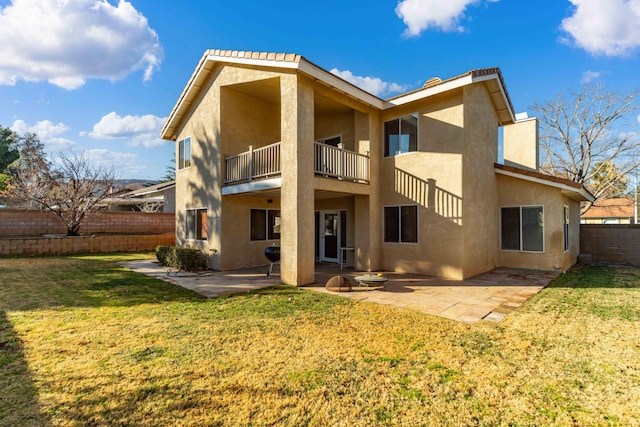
[321,211,339,262]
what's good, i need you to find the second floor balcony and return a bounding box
[224,141,370,186]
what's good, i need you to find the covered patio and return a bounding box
[121,260,558,323]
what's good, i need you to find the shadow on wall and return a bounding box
[179,125,222,268]
[394,168,462,226]
[0,310,51,426]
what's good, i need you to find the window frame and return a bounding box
[317,135,342,147]
[185,207,207,241]
[383,113,419,157]
[383,204,418,244]
[563,205,570,252]
[500,205,545,253]
[178,136,192,170]
[250,208,281,241]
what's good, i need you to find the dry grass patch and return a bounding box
[1,257,639,426]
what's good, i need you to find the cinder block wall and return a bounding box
[0,234,175,256]
[0,209,176,256]
[0,209,175,236]
[580,224,640,265]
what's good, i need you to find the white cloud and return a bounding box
[11,119,75,151]
[580,70,601,84]
[85,112,167,147]
[395,0,498,36]
[330,69,410,97]
[561,0,640,56]
[83,148,143,177]
[0,0,162,89]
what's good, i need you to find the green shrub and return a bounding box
[155,245,173,265]
[160,246,208,272]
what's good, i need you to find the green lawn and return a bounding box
[1,254,639,426]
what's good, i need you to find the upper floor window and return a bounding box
[178,137,191,169]
[384,114,418,157]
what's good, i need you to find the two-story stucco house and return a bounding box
[160,49,593,286]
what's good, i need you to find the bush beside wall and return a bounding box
[156,245,208,272]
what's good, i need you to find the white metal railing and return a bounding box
[224,142,281,184]
[314,142,369,183]
[224,141,369,185]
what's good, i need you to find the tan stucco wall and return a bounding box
[503,118,539,171]
[220,195,281,269]
[379,91,466,279]
[220,82,281,154]
[497,174,581,271]
[315,112,354,148]
[461,83,500,278]
[173,65,291,270]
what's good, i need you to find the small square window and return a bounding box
[251,209,281,241]
[384,205,418,243]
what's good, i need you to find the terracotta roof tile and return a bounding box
[582,198,635,218]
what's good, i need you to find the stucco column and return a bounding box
[280,75,315,286]
[354,110,382,272]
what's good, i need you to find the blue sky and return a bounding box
[1,0,639,180]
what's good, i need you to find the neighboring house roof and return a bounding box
[161,49,517,141]
[121,180,175,198]
[582,198,635,218]
[495,163,595,202]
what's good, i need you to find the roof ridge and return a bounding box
[206,48,301,63]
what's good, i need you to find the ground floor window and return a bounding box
[501,206,544,252]
[251,209,281,241]
[384,205,418,243]
[186,208,207,240]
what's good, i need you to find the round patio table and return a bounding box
[354,274,388,290]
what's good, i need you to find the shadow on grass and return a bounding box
[548,265,640,289]
[0,310,50,426]
[0,256,206,312]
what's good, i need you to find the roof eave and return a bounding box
[495,166,595,202]
[160,50,385,141]
[384,69,516,125]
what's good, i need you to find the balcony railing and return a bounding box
[224,142,281,184]
[223,141,370,185]
[313,142,369,183]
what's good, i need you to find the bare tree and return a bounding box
[5,135,115,236]
[532,84,640,209]
[137,200,166,213]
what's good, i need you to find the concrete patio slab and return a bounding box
[120,260,558,323]
[119,260,280,297]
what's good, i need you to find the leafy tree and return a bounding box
[0,125,20,172]
[161,158,175,183]
[532,84,640,209]
[590,160,629,199]
[3,133,115,236]
[0,126,20,191]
